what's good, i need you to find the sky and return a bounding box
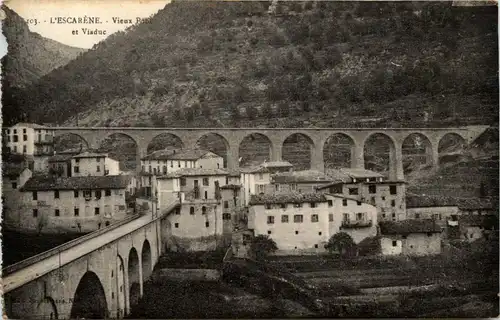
[2,0,171,49]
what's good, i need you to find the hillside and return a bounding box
[1,5,86,122]
[4,0,497,128]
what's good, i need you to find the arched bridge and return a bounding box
[53,126,490,180]
[2,201,180,319]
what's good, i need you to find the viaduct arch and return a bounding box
[52,126,488,180]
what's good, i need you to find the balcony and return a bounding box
[341,219,373,228]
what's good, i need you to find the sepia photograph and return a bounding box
[0,0,498,318]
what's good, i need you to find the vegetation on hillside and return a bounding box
[2,1,497,128]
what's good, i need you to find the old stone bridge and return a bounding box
[2,201,180,319]
[53,126,490,180]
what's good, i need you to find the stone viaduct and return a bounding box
[3,201,180,319]
[53,126,490,180]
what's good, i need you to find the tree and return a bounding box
[37,213,48,234]
[325,232,357,257]
[250,235,278,261]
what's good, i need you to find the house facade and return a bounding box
[16,175,134,233]
[379,220,442,256]
[269,170,332,194]
[240,165,271,206]
[71,152,120,177]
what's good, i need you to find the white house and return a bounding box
[71,151,121,177]
[17,175,134,234]
[379,220,442,256]
[240,165,272,206]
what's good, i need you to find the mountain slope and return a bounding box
[5,0,497,128]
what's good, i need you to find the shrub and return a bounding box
[325,232,357,257]
[250,235,278,261]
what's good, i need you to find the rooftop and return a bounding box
[220,184,242,190]
[72,151,108,159]
[10,122,49,129]
[48,154,74,163]
[239,165,269,174]
[249,192,327,205]
[457,198,495,210]
[261,161,293,168]
[20,175,132,191]
[272,170,331,184]
[459,215,498,228]
[141,148,219,161]
[159,167,229,178]
[379,219,442,235]
[326,168,384,183]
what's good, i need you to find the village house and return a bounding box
[324,194,378,244]
[2,165,33,229]
[457,198,497,216]
[318,168,407,222]
[240,165,272,206]
[48,153,74,177]
[220,184,243,229]
[16,175,135,234]
[248,192,333,255]
[268,170,332,194]
[378,219,442,256]
[2,122,56,172]
[260,160,294,174]
[71,151,121,177]
[154,168,230,251]
[458,215,498,242]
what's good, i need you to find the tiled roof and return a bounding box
[272,170,331,184]
[220,184,241,190]
[457,198,495,210]
[11,122,49,129]
[249,192,327,205]
[227,169,241,177]
[240,165,269,173]
[48,154,74,162]
[325,193,372,205]
[459,215,498,228]
[379,219,442,235]
[326,168,383,183]
[141,148,219,161]
[262,161,293,168]
[159,168,229,178]
[73,151,108,159]
[20,175,132,191]
[406,195,458,208]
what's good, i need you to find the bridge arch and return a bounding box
[239,133,272,167]
[147,133,184,154]
[323,133,356,169]
[53,133,89,153]
[98,132,139,171]
[402,133,434,176]
[36,297,58,319]
[141,240,152,283]
[196,133,229,168]
[128,247,141,311]
[438,133,467,166]
[363,132,397,179]
[70,271,108,319]
[282,133,315,170]
[116,254,126,318]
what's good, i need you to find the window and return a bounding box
[163,166,167,174]
[280,203,286,209]
[348,188,358,195]
[314,244,319,249]
[392,240,397,247]
[83,190,92,198]
[55,209,60,216]
[13,146,17,153]
[451,214,458,221]
[54,190,59,199]
[226,177,229,184]
[267,230,272,235]
[224,201,229,209]
[204,191,208,199]
[295,231,299,235]
[175,223,179,228]
[293,215,303,223]
[391,200,396,207]
[74,208,79,216]
[203,178,209,186]
[105,190,111,196]
[311,214,319,223]
[11,182,17,189]
[33,209,38,217]
[356,212,364,221]
[275,184,279,191]
[390,185,397,195]
[190,207,195,215]
[178,161,181,168]
[23,135,27,141]
[153,168,157,174]
[368,185,376,194]
[13,135,18,142]
[202,206,207,215]
[95,190,102,199]
[23,145,27,153]
[329,213,333,222]
[427,232,432,237]
[75,158,80,163]
[267,216,275,224]
[357,201,362,206]
[265,204,272,210]
[318,232,322,236]
[175,208,181,215]
[310,202,316,208]
[74,166,80,173]
[74,190,79,198]
[381,196,386,201]
[281,215,289,223]
[180,178,186,186]
[13,129,17,134]
[95,207,100,215]
[96,165,101,172]
[328,200,333,207]
[402,235,407,239]
[342,199,348,206]
[415,213,420,219]
[343,213,349,222]
[223,213,231,220]
[205,221,210,228]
